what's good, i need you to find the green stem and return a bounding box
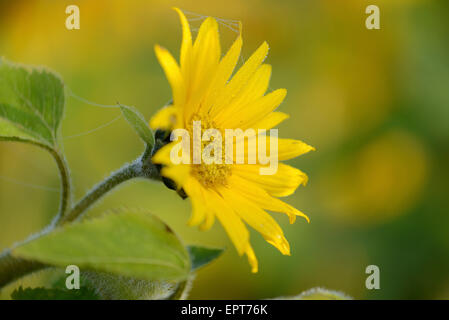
[50,149,71,224]
[0,148,160,289]
[0,139,72,225]
[60,160,141,224]
[61,145,160,224]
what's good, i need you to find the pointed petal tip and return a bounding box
[246,247,259,273]
[194,15,219,34]
[154,44,167,54]
[204,16,218,24]
[199,223,210,231]
[304,215,311,224]
[278,112,291,123]
[278,246,291,256]
[199,213,215,231]
[297,210,310,223]
[288,205,310,224]
[300,172,309,186]
[172,7,184,17]
[282,239,291,255]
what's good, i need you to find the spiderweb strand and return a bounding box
[62,87,126,140]
[182,10,241,35]
[63,115,122,140]
[67,87,120,109]
[182,10,244,65]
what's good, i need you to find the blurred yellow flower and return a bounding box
[324,130,429,224]
[150,8,314,272]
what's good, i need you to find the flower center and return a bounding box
[187,114,232,188]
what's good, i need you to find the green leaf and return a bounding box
[13,209,191,281]
[0,58,65,147]
[120,104,154,147]
[11,286,99,300]
[188,245,224,271]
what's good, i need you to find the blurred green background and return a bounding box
[1,0,448,299]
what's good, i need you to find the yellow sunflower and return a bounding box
[150,8,314,273]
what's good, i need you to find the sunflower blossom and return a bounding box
[150,8,315,273]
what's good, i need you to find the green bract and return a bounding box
[120,104,154,147]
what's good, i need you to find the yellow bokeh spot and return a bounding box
[324,129,430,224]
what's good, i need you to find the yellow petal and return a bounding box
[277,139,315,160]
[196,184,217,231]
[199,208,215,231]
[161,164,190,187]
[245,245,258,273]
[211,41,269,118]
[152,142,173,166]
[154,45,185,106]
[173,8,193,80]
[235,64,272,107]
[218,186,291,255]
[149,105,177,130]
[185,17,221,120]
[208,189,249,256]
[215,64,271,123]
[248,137,315,161]
[228,174,310,223]
[234,134,315,163]
[152,133,191,166]
[220,88,287,129]
[233,163,308,197]
[193,17,221,63]
[200,34,243,113]
[183,177,207,226]
[251,112,290,130]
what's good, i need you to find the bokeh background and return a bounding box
[1,0,448,299]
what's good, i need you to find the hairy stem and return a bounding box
[61,146,160,224]
[60,161,141,224]
[50,149,71,224]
